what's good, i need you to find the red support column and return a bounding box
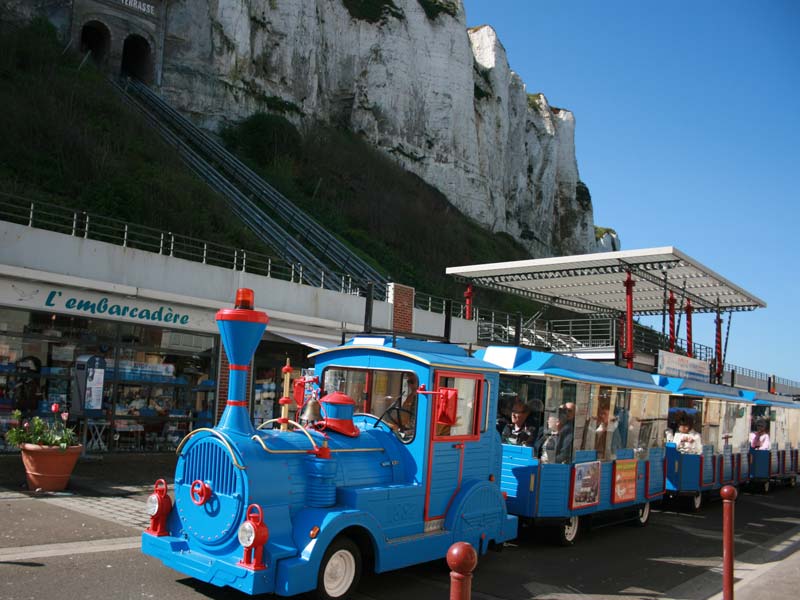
[715,308,723,383]
[668,291,676,352]
[685,299,694,358]
[447,542,477,600]
[721,485,738,600]
[624,271,635,369]
[464,284,473,321]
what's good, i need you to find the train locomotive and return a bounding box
[141,289,516,598]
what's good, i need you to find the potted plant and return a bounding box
[4,404,82,492]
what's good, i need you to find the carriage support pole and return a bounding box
[721,485,738,600]
[624,271,635,369]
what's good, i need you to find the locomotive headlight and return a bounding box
[237,504,270,571]
[146,493,161,517]
[144,479,172,537]
[238,521,257,548]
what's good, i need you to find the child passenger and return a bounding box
[673,418,703,455]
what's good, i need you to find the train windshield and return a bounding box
[322,367,419,443]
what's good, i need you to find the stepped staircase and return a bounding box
[112,77,388,297]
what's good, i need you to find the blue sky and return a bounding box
[463,0,800,382]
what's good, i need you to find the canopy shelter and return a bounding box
[447,247,766,371]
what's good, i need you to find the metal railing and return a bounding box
[121,78,388,297]
[0,193,362,293]
[108,79,350,293]
[3,194,799,395]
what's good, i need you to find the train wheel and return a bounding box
[762,480,771,494]
[316,537,361,600]
[553,516,580,546]
[688,493,703,512]
[633,502,651,527]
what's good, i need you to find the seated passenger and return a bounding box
[501,400,537,446]
[555,402,575,463]
[537,415,559,462]
[673,418,703,454]
[749,418,771,450]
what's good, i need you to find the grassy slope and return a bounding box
[0,20,262,251]
[0,19,540,313]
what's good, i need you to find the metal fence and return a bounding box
[2,193,799,394]
[0,193,363,294]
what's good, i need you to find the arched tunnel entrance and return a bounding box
[80,20,111,65]
[121,34,153,84]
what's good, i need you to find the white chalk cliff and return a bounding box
[158,0,597,256]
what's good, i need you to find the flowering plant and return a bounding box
[4,404,79,449]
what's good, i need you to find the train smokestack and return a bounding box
[216,288,269,434]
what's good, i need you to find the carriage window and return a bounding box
[626,390,668,459]
[434,373,481,438]
[667,397,703,444]
[322,367,419,443]
[497,375,545,438]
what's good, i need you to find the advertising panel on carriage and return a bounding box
[612,459,638,504]
[570,460,601,509]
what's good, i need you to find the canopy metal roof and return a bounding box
[446,247,766,316]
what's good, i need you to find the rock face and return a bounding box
[160,0,596,257]
[10,0,597,257]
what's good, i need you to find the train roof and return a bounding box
[476,346,664,392]
[309,335,503,372]
[656,376,752,403]
[749,389,800,407]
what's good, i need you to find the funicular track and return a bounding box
[117,78,388,297]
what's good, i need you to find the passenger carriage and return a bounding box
[477,346,669,545]
[747,391,800,492]
[657,378,754,510]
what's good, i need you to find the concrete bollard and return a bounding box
[447,542,478,600]
[721,485,738,600]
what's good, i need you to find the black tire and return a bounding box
[316,537,362,600]
[552,516,580,546]
[688,492,703,513]
[632,502,651,527]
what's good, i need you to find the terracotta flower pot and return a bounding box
[19,443,82,492]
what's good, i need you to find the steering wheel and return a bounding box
[375,397,414,432]
[353,412,381,427]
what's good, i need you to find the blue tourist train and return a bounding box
[141,289,800,597]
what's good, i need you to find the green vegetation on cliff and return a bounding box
[0,19,538,312]
[0,19,259,249]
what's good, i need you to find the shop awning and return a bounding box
[268,331,339,350]
[446,246,766,316]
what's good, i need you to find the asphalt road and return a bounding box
[0,476,798,600]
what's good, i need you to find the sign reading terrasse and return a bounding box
[118,0,157,17]
[0,278,217,333]
[658,350,710,383]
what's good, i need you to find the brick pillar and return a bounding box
[215,350,253,425]
[388,283,415,333]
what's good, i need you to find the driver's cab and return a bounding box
[321,367,420,443]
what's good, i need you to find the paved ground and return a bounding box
[0,451,798,599]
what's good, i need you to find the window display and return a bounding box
[0,307,217,453]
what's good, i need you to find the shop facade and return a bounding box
[0,280,219,452]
